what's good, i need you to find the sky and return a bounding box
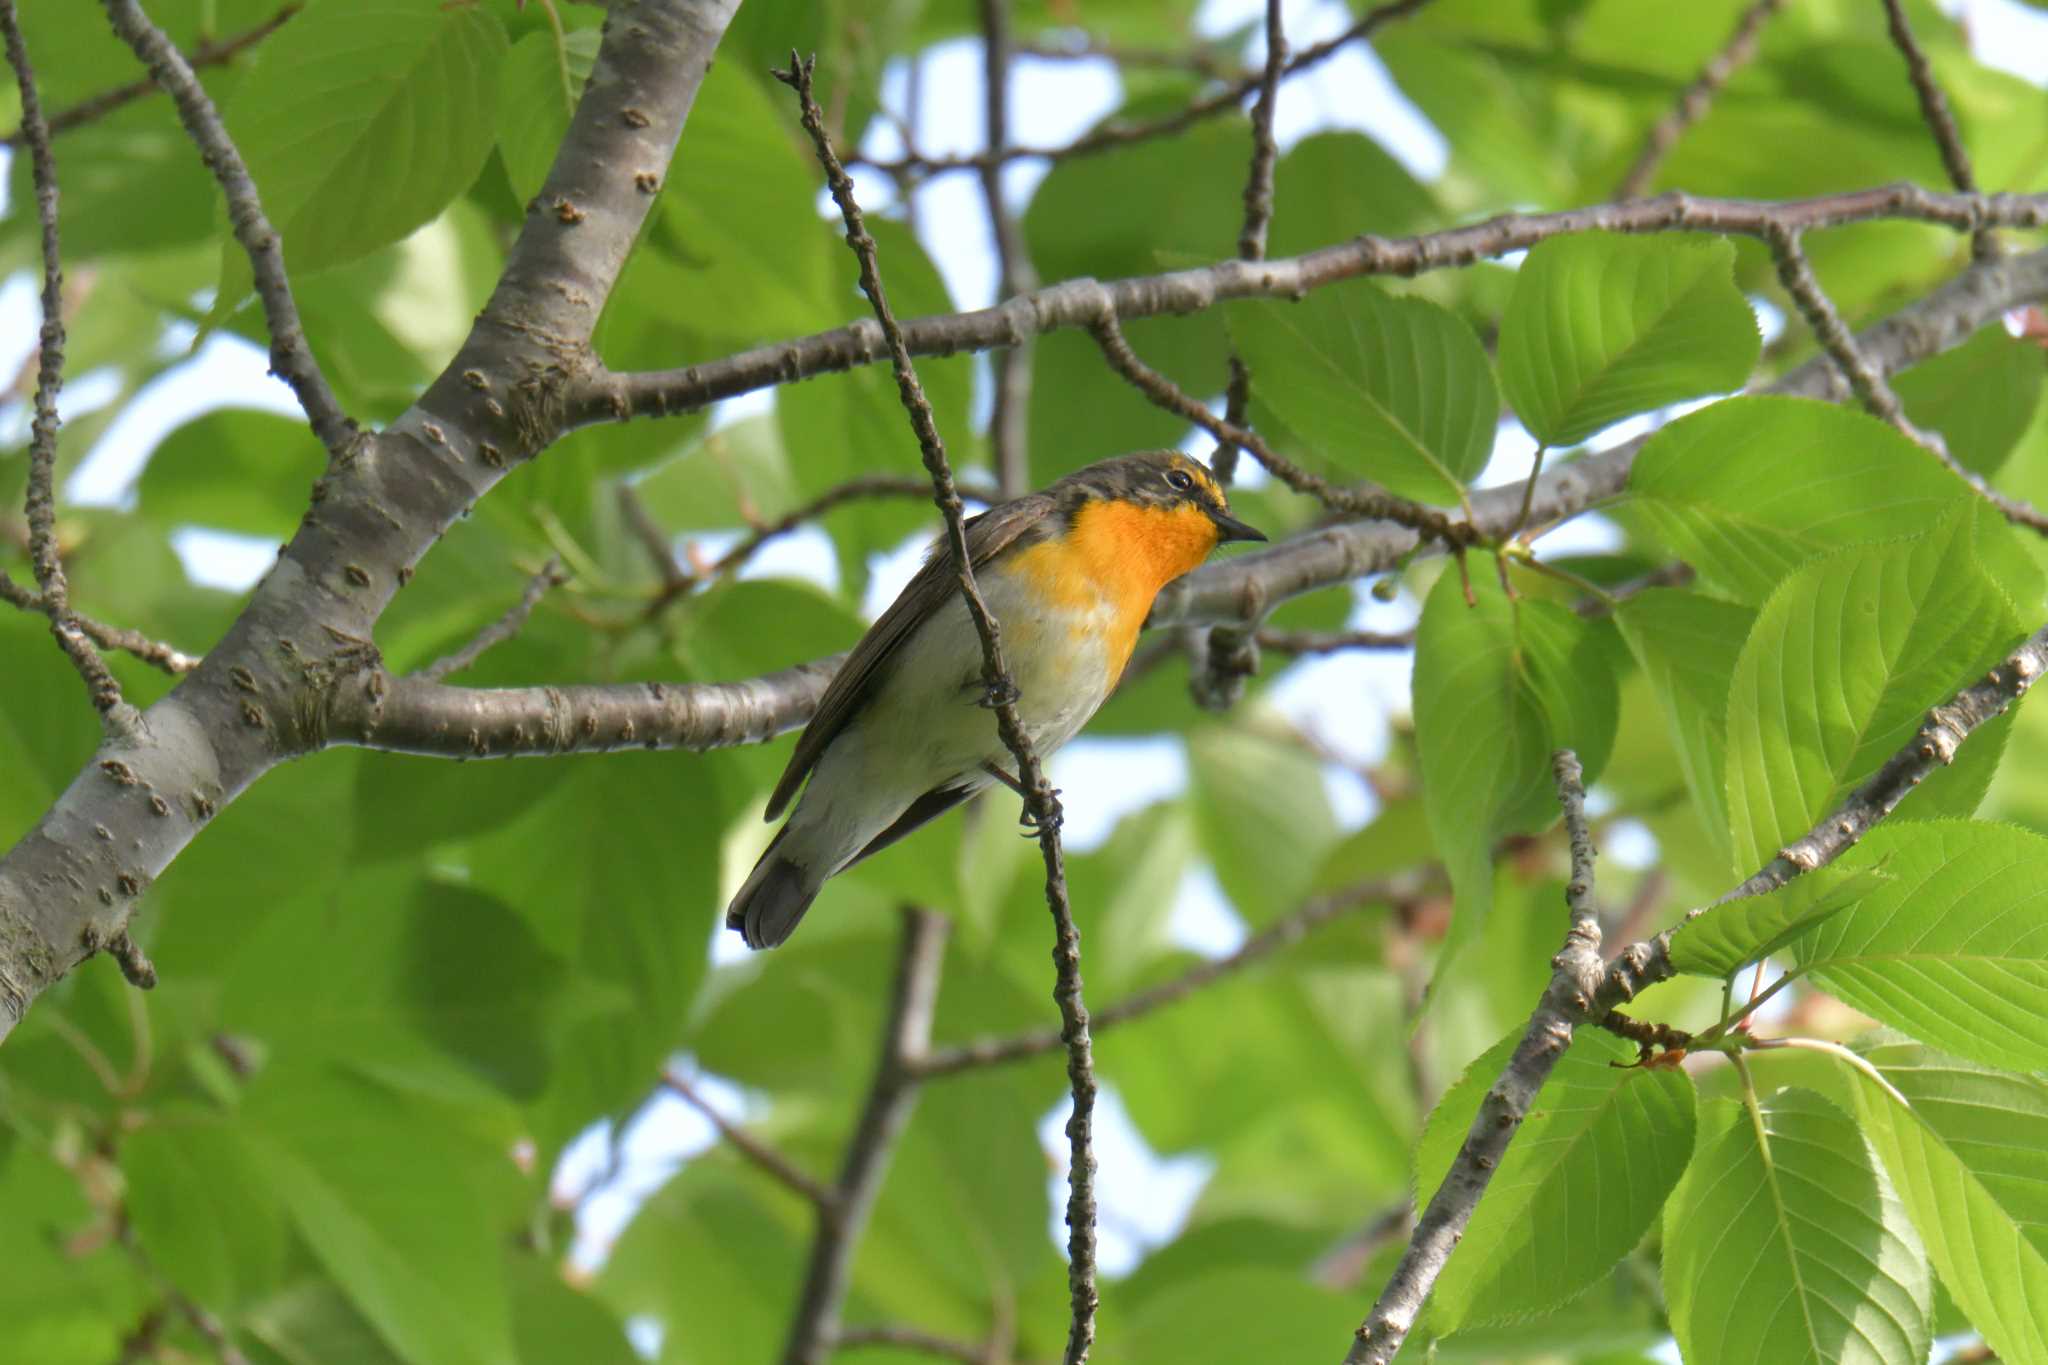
[10,0,2048,1348]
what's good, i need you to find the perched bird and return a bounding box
[726,450,1266,949]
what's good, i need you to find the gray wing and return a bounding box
[762,494,1056,820]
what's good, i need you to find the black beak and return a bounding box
[1209,507,1267,544]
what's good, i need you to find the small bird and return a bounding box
[726,450,1266,949]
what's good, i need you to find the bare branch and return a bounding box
[649,477,1002,614]
[1014,34,1243,81]
[980,0,1038,499]
[6,4,301,147]
[1255,627,1416,655]
[416,559,566,683]
[1344,754,1603,1363]
[1236,0,1286,263]
[572,186,2048,430]
[662,1070,837,1213]
[915,878,1397,1079]
[1765,223,2048,534]
[783,908,948,1365]
[774,54,1099,1361]
[1614,0,1783,201]
[858,0,1433,177]
[2,0,136,736]
[834,1324,1000,1364]
[101,0,355,459]
[1881,0,1994,259]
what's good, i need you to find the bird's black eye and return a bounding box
[1165,468,1195,493]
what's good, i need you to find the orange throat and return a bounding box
[1009,499,1221,685]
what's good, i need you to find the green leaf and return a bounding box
[506,1253,640,1365]
[121,1108,289,1311]
[1792,822,2048,1072]
[244,1280,408,1365]
[1414,559,1623,945]
[137,408,326,537]
[1186,726,1339,931]
[1723,512,2020,872]
[220,1,507,286]
[243,1068,519,1365]
[1622,397,1973,604]
[1416,1029,1695,1330]
[1113,1269,1358,1364]
[1663,1089,1932,1365]
[1892,324,2047,478]
[1614,588,1756,867]
[1668,861,1894,978]
[1267,131,1440,258]
[497,26,602,203]
[599,1157,811,1365]
[1229,280,1499,504]
[1498,234,1759,446]
[1849,1037,2048,1365]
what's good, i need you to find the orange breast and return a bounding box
[1004,499,1220,686]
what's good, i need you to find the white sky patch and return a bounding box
[1949,0,2048,84]
[70,332,299,506]
[1049,736,1190,852]
[1038,1084,1214,1277]
[1602,818,1661,871]
[554,1067,740,1272]
[1167,863,1250,956]
[707,387,776,432]
[169,527,280,592]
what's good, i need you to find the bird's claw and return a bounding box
[1020,789,1064,834]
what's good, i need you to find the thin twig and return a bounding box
[0,571,203,673]
[1345,754,1603,1363]
[415,559,566,682]
[644,477,1001,614]
[1600,619,2048,1010]
[6,4,301,147]
[1614,0,1783,200]
[101,0,355,459]
[1089,314,1475,545]
[834,1324,996,1364]
[2,0,136,734]
[1881,0,1994,260]
[662,1070,838,1213]
[859,0,1433,177]
[774,55,1098,1362]
[1255,627,1415,655]
[781,908,948,1365]
[980,0,1038,499]
[1765,223,2048,534]
[1015,34,1243,81]
[1236,0,1286,262]
[915,878,1397,1079]
[121,1227,251,1365]
[617,485,688,592]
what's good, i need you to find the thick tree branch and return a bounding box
[2,0,135,736]
[570,186,2048,428]
[1345,754,1604,1364]
[0,0,741,1043]
[102,0,353,459]
[775,55,1099,1361]
[5,5,301,147]
[783,908,947,1365]
[1614,0,1783,201]
[308,235,2048,764]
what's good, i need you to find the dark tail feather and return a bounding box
[725,843,820,950]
